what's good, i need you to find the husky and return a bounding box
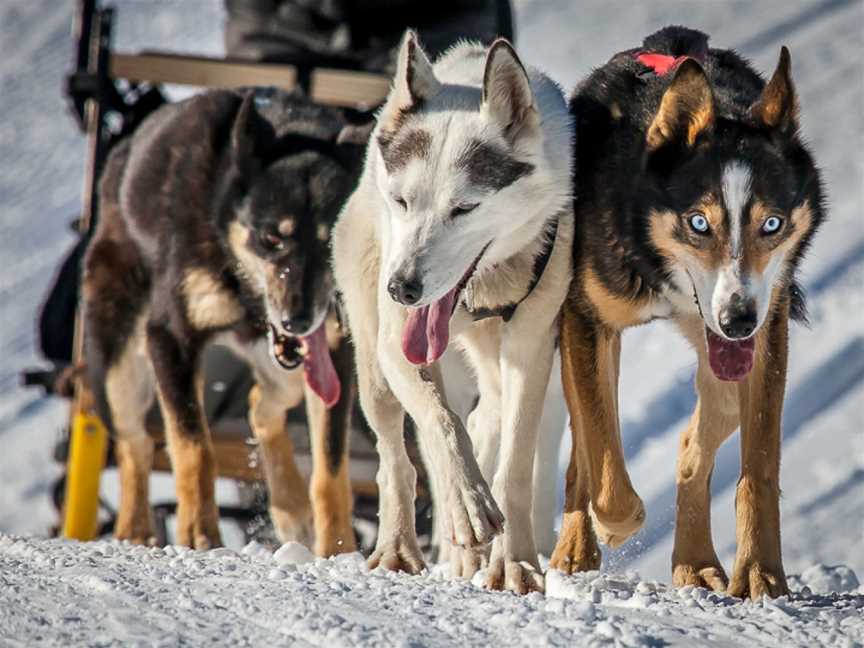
[550,27,824,599]
[83,89,368,554]
[332,31,573,593]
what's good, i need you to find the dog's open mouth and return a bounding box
[268,322,340,407]
[401,242,491,365]
[704,327,755,382]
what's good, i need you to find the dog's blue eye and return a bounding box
[688,212,710,234]
[450,203,479,218]
[762,215,783,234]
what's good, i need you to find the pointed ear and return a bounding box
[231,92,261,173]
[379,30,439,129]
[481,39,538,145]
[750,46,798,133]
[646,59,715,153]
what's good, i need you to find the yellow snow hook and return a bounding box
[62,412,108,540]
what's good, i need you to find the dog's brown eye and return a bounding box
[394,196,407,209]
[259,231,284,251]
[450,203,479,218]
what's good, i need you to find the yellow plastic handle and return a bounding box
[62,412,109,540]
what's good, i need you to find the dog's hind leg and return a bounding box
[672,317,738,591]
[105,331,157,545]
[558,300,644,548]
[147,320,222,550]
[304,327,357,557]
[728,302,790,599]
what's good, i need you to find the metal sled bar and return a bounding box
[62,1,112,541]
[110,53,390,109]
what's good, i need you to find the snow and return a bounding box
[1,0,862,645]
[1,535,862,647]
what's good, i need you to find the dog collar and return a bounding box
[466,216,559,323]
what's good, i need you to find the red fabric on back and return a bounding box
[635,53,690,76]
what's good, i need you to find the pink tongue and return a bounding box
[401,286,458,365]
[705,328,755,382]
[300,322,341,407]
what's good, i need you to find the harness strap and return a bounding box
[467,216,559,323]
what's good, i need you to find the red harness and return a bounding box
[634,52,691,76]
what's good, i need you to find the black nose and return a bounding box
[718,294,757,339]
[387,275,423,306]
[282,312,312,335]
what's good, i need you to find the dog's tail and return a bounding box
[642,26,710,61]
[83,138,150,435]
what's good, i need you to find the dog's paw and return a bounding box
[175,505,223,550]
[446,478,504,548]
[368,536,426,574]
[483,536,543,594]
[728,560,788,600]
[270,507,315,549]
[673,561,728,592]
[449,545,489,580]
[548,518,601,575]
[590,492,645,549]
[114,529,157,546]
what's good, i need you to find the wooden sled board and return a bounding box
[110,52,390,109]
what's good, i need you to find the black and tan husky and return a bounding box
[551,27,824,599]
[83,89,367,554]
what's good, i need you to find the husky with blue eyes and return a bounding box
[551,27,824,600]
[333,30,573,593]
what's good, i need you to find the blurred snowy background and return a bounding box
[1,0,861,583]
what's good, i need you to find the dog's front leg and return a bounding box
[147,321,221,549]
[378,321,504,551]
[482,319,555,593]
[305,332,357,557]
[728,301,790,599]
[551,301,642,569]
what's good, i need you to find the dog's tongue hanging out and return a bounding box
[402,286,459,365]
[301,323,341,407]
[705,328,755,382]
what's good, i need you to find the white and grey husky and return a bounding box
[333,31,572,593]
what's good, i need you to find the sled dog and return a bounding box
[333,31,573,593]
[84,89,367,554]
[550,27,824,599]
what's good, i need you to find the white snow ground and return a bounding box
[1,0,862,645]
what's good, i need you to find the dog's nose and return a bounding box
[387,275,423,306]
[282,312,312,335]
[718,294,757,339]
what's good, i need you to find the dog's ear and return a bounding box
[481,39,538,145]
[379,30,439,130]
[750,46,798,134]
[646,59,715,153]
[231,92,263,176]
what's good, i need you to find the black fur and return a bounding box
[84,89,366,437]
[570,27,825,320]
